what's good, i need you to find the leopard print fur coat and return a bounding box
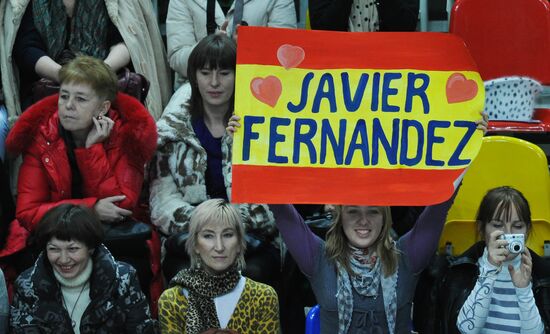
[149,88,276,242]
[158,276,280,334]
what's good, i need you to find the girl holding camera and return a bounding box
[447,186,548,333]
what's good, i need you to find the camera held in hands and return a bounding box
[499,234,525,254]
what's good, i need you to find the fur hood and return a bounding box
[155,84,232,151]
[6,92,157,164]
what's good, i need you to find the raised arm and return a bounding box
[400,190,457,273]
[269,204,322,277]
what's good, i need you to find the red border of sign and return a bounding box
[237,27,478,71]
[232,165,463,205]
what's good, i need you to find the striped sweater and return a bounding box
[457,248,544,333]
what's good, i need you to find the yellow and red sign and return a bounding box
[232,27,484,205]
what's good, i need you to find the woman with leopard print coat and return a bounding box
[158,199,279,334]
[149,35,279,284]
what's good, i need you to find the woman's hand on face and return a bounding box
[476,111,489,135]
[85,115,114,148]
[509,250,532,288]
[226,114,241,137]
[94,195,132,223]
[487,230,509,267]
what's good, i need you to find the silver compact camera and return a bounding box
[499,234,525,254]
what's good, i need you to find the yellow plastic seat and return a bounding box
[439,136,550,256]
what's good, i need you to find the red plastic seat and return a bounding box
[450,0,550,132]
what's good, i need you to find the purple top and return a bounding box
[270,196,455,277]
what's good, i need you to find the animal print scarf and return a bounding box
[336,245,398,334]
[171,266,241,334]
[32,0,110,61]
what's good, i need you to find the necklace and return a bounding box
[61,282,88,329]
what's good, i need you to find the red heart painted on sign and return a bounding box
[250,76,282,107]
[446,73,478,104]
[277,44,305,70]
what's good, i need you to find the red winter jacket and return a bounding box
[3,93,157,257]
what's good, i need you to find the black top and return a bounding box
[13,3,123,109]
[309,0,419,32]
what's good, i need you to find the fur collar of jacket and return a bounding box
[11,244,155,332]
[156,98,232,151]
[24,245,120,302]
[6,92,157,165]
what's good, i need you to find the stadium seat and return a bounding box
[305,304,320,334]
[449,0,550,132]
[439,136,550,256]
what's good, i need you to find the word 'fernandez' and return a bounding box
[242,116,476,167]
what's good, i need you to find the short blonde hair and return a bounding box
[186,199,247,271]
[59,56,118,101]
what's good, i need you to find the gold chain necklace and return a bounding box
[61,282,88,329]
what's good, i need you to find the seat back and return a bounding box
[440,136,550,256]
[450,0,550,84]
[305,304,320,334]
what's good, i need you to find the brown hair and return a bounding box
[59,55,118,101]
[325,206,399,277]
[34,204,104,251]
[476,186,532,241]
[186,34,236,122]
[186,199,246,271]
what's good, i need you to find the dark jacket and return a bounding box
[435,241,550,334]
[309,0,419,32]
[10,244,158,333]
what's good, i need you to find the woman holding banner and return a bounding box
[226,114,487,333]
[149,34,280,287]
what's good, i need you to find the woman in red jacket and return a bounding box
[3,56,157,280]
